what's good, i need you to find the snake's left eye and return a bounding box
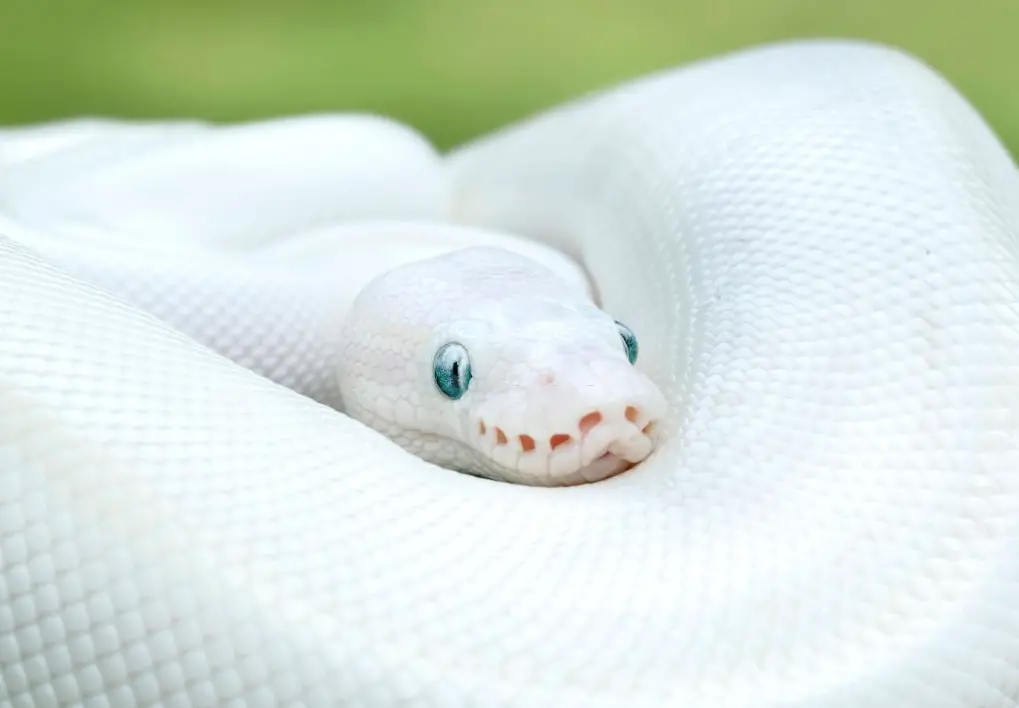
[433,342,472,399]
[616,321,638,364]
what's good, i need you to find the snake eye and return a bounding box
[616,321,638,364]
[433,342,472,399]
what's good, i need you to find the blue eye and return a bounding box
[616,321,638,364]
[433,342,472,399]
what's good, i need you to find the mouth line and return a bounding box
[571,450,635,484]
[468,447,642,487]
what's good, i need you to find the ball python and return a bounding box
[2,38,1019,707]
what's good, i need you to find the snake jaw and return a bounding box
[468,388,666,486]
[570,453,634,485]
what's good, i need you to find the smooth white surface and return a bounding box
[2,39,1019,706]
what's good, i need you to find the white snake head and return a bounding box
[338,246,667,486]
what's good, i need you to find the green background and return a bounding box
[0,0,1016,153]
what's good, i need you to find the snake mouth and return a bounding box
[469,396,664,486]
[471,406,658,484]
[568,450,634,485]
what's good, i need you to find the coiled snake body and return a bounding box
[2,40,1019,707]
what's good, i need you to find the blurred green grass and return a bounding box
[0,0,1016,153]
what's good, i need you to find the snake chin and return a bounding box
[458,450,639,487]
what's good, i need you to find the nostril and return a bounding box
[642,422,656,435]
[625,406,641,423]
[550,433,573,450]
[579,411,603,436]
[478,420,486,436]
[495,427,508,445]
[519,434,536,452]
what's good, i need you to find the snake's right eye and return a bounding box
[433,342,472,400]
[615,321,639,365]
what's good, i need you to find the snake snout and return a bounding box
[569,401,663,480]
[472,394,665,486]
[467,355,667,485]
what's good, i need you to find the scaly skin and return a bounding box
[2,39,1019,707]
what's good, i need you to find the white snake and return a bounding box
[2,39,1019,707]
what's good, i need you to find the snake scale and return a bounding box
[2,39,1019,707]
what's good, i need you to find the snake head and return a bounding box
[338,246,667,486]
